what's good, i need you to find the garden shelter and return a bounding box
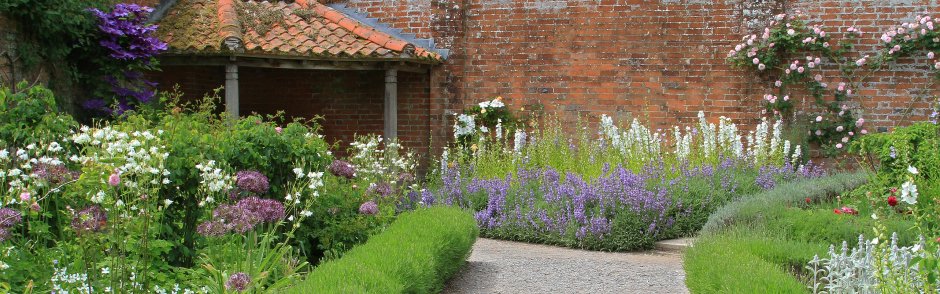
[149,0,444,149]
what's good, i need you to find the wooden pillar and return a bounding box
[225,63,239,119]
[384,69,398,139]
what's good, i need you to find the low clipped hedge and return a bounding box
[290,206,479,293]
[686,173,870,293]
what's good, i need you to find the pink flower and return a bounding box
[836,143,843,149]
[19,192,30,202]
[797,66,805,73]
[814,74,822,81]
[808,62,816,68]
[842,137,849,143]
[790,63,797,70]
[856,118,865,127]
[275,127,283,134]
[783,95,789,101]
[815,116,823,122]
[758,63,766,70]
[823,42,830,48]
[929,52,935,59]
[837,82,846,91]
[30,202,40,212]
[815,130,823,136]
[753,58,760,65]
[785,69,791,75]
[735,44,743,51]
[861,129,868,135]
[848,131,854,136]
[787,29,795,35]
[836,125,844,132]
[846,89,853,95]
[108,173,121,187]
[775,80,782,87]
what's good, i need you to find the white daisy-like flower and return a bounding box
[907,165,919,175]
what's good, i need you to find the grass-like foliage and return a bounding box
[290,206,479,293]
[686,173,921,293]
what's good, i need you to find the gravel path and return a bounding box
[443,238,689,294]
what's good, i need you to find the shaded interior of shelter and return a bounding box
[150,66,431,158]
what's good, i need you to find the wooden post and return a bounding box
[384,69,398,139]
[225,63,239,119]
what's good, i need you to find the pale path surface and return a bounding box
[443,238,690,294]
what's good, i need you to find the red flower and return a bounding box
[936,237,940,243]
[887,196,898,207]
[805,197,811,204]
[834,208,843,214]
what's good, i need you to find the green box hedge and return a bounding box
[289,206,479,293]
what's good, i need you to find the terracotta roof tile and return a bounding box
[155,0,442,62]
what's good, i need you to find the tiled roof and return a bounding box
[154,0,442,62]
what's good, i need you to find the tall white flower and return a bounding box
[900,180,919,205]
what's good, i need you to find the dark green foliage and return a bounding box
[0,82,77,146]
[290,206,479,293]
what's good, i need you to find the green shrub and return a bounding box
[0,82,77,147]
[700,173,868,234]
[290,206,479,293]
[685,229,823,293]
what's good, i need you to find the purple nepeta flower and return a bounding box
[889,146,897,159]
[237,197,285,223]
[368,182,394,197]
[359,201,379,215]
[71,206,107,235]
[236,171,269,195]
[328,160,356,179]
[225,272,251,292]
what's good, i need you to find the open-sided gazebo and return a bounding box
[150,0,444,142]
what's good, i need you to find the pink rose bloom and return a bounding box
[836,143,843,149]
[814,57,821,64]
[836,126,844,132]
[849,131,855,136]
[798,66,805,73]
[758,63,766,70]
[775,80,782,87]
[842,137,849,143]
[20,192,30,202]
[785,69,791,75]
[837,82,846,91]
[753,58,760,65]
[823,42,830,48]
[861,129,868,135]
[814,74,822,81]
[847,89,852,95]
[856,118,864,127]
[929,52,935,59]
[108,173,121,187]
[275,127,283,134]
[808,62,816,68]
[815,130,823,136]
[783,95,789,101]
[790,63,797,70]
[816,116,823,122]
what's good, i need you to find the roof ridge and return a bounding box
[296,0,412,54]
[217,0,244,51]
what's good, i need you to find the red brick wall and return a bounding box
[342,0,940,141]
[154,66,431,158]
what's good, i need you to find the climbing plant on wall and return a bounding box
[728,12,940,155]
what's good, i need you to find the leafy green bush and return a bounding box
[0,82,77,146]
[701,173,868,234]
[290,206,479,293]
[685,229,823,293]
